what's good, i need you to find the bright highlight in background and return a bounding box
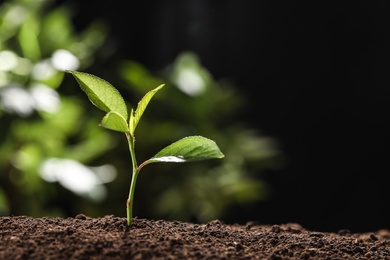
[175,69,205,96]
[51,49,80,71]
[40,158,117,202]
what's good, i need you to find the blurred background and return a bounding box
[1,0,389,233]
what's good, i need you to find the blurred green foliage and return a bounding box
[0,0,113,217]
[0,0,283,223]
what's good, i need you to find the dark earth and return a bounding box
[0,214,389,259]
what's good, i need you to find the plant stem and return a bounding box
[126,132,138,226]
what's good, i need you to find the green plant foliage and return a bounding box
[0,1,283,225]
[68,70,224,225]
[0,0,112,217]
[69,71,128,120]
[131,84,165,135]
[100,111,129,133]
[117,51,283,222]
[148,136,224,163]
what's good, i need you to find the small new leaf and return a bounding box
[100,111,129,133]
[129,108,135,135]
[67,70,128,120]
[131,84,164,135]
[140,136,224,169]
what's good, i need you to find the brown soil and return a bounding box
[1,215,389,259]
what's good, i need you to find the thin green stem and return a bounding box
[126,132,139,226]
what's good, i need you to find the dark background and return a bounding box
[63,0,390,233]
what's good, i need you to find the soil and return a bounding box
[1,215,389,259]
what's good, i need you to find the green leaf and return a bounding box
[129,108,135,135]
[100,111,129,133]
[141,136,224,167]
[131,84,164,134]
[67,70,128,119]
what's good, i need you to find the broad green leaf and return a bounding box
[141,136,224,168]
[132,84,164,134]
[100,111,129,133]
[68,70,128,119]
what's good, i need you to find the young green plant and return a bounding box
[67,71,224,226]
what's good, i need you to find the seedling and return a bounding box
[67,71,224,225]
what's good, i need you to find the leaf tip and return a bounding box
[156,84,165,90]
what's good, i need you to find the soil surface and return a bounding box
[1,215,389,259]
